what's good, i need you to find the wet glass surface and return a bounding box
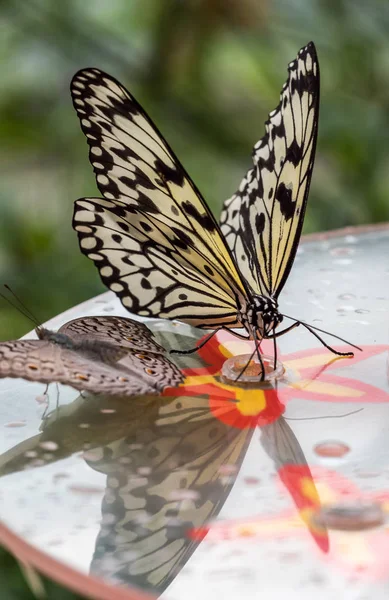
[0,228,389,599]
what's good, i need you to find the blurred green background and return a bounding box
[1,0,389,341]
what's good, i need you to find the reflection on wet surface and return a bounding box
[0,228,389,599]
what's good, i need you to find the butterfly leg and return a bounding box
[253,327,265,381]
[55,383,60,417]
[40,384,50,419]
[170,328,219,355]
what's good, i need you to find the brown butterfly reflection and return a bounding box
[0,315,183,396]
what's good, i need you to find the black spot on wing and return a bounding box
[276,183,295,221]
[286,139,303,166]
[141,278,151,289]
[134,190,160,214]
[255,213,265,234]
[140,221,152,232]
[155,158,185,187]
[182,201,216,232]
[119,175,137,188]
[117,221,129,232]
[271,120,285,140]
[171,227,192,250]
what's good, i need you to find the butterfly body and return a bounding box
[36,327,127,363]
[239,295,283,339]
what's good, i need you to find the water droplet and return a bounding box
[35,395,48,404]
[24,451,37,458]
[218,464,238,475]
[137,467,151,476]
[221,353,284,384]
[82,448,103,461]
[314,441,350,458]
[244,476,261,486]
[52,472,70,482]
[344,235,357,244]
[332,258,353,266]
[313,501,385,531]
[103,305,114,312]
[128,443,143,450]
[5,421,26,428]
[78,423,90,429]
[355,308,370,314]
[331,247,355,256]
[338,293,356,300]
[355,469,380,479]
[101,513,116,525]
[68,484,104,495]
[39,441,58,451]
[169,489,200,501]
[100,408,116,414]
[337,305,356,312]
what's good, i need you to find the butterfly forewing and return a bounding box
[71,68,249,328]
[220,42,319,298]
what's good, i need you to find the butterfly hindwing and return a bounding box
[220,42,319,298]
[74,198,243,328]
[71,69,248,328]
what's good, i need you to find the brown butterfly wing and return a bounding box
[0,338,182,396]
[58,315,164,353]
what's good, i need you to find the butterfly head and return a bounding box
[36,327,75,348]
[252,296,283,337]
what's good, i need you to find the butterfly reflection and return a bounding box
[0,382,327,595]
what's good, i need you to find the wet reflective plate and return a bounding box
[0,226,389,600]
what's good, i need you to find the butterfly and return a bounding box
[71,42,358,374]
[0,315,183,395]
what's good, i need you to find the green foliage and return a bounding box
[1,0,388,339]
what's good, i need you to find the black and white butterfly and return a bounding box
[0,316,183,395]
[71,42,359,373]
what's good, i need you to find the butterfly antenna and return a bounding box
[282,314,359,356]
[1,285,41,328]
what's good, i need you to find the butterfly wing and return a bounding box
[71,69,248,328]
[58,315,165,353]
[0,339,182,395]
[220,42,319,298]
